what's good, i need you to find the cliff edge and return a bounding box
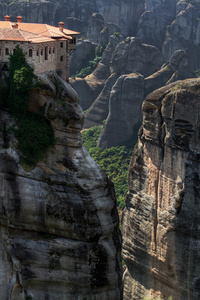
[122,78,200,300]
[0,72,122,300]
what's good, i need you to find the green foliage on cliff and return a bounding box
[14,113,55,164]
[0,46,55,165]
[82,125,137,209]
[72,56,102,78]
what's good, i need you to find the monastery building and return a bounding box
[0,15,79,81]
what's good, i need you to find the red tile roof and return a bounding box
[0,21,79,43]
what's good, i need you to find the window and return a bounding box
[53,47,55,54]
[60,42,63,48]
[41,48,43,55]
[60,56,63,62]
[49,47,51,54]
[70,37,76,44]
[45,46,48,60]
[0,49,1,55]
[29,49,33,57]
[5,48,9,55]
[13,48,16,54]
[36,50,39,56]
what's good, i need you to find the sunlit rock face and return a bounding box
[122,78,200,300]
[0,72,122,300]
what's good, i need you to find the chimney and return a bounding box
[17,16,22,23]
[58,21,64,32]
[11,23,18,29]
[4,15,10,22]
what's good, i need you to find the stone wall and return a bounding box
[0,39,69,80]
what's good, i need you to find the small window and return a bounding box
[13,48,16,54]
[53,47,55,54]
[29,49,33,57]
[60,42,63,48]
[41,48,43,55]
[49,47,51,54]
[0,49,1,55]
[60,56,63,62]
[36,50,39,56]
[5,48,9,55]
[45,46,48,60]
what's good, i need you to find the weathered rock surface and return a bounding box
[71,62,111,111]
[93,49,193,148]
[144,49,194,97]
[69,39,97,76]
[98,23,121,50]
[97,73,144,149]
[111,37,163,77]
[122,78,200,300]
[0,0,145,37]
[87,13,105,43]
[84,73,119,129]
[0,72,122,300]
[84,34,123,128]
[137,0,176,49]
[163,3,200,70]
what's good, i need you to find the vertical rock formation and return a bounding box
[163,3,200,70]
[0,72,122,300]
[97,73,144,149]
[122,78,200,300]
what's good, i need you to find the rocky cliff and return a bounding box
[0,72,122,300]
[0,0,145,37]
[122,78,200,300]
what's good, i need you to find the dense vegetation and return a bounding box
[0,46,55,165]
[82,124,140,209]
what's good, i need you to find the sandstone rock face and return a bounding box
[163,3,200,70]
[122,78,200,300]
[111,37,163,77]
[97,73,144,149]
[84,34,123,129]
[69,39,97,76]
[0,72,122,300]
[0,0,145,37]
[71,62,111,111]
[144,49,194,97]
[84,73,119,129]
[137,0,176,49]
[98,23,121,50]
[87,13,105,43]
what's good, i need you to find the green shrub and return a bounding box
[0,45,55,165]
[14,113,55,165]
